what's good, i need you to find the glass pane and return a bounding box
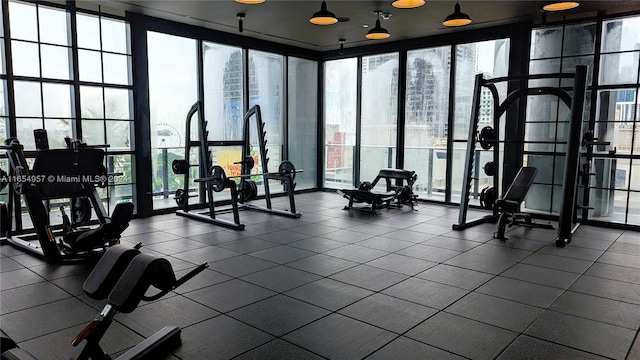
[599,52,640,86]
[530,26,563,59]
[595,89,637,155]
[9,2,37,41]
[0,117,7,145]
[203,42,243,141]
[288,57,317,191]
[82,119,105,146]
[324,58,357,189]
[360,53,398,181]
[561,55,594,86]
[42,83,72,118]
[594,121,635,155]
[0,80,5,117]
[43,118,72,148]
[38,6,69,46]
[15,118,42,148]
[76,13,100,50]
[526,154,565,185]
[528,58,561,88]
[40,44,71,80]
[80,86,104,119]
[105,88,132,119]
[248,50,283,173]
[602,16,640,53]
[103,53,130,85]
[588,188,631,224]
[79,49,102,82]
[101,18,129,54]
[454,39,510,140]
[12,41,40,77]
[148,32,197,209]
[0,39,5,75]
[105,120,132,150]
[14,81,42,117]
[563,22,596,56]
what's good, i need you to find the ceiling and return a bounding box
[99,0,640,51]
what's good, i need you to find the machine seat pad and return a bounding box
[108,253,177,313]
[375,168,415,180]
[83,245,141,300]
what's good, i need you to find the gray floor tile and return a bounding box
[287,253,358,277]
[501,263,581,289]
[365,253,437,276]
[608,241,640,255]
[207,254,278,278]
[241,265,321,293]
[285,278,374,311]
[476,276,564,308]
[549,290,640,330]
[330,264,409,292]
[216,237,280,254]
[416,264,494,290]
[249,245,315,264]
[629,335,640,360]
[597,251,640,269]
[338,293,438,334]
[175,315,274,359]
[538,244,605,261]
[172,245,240,264]
[521,252,594,273]
[183,279,276,313]
[324,244,389,263]
[172,267,233,294]
[569,275,640,305]
[444,252,517,275]
[143,238,210,255]
[229,295,330,336]
[486,236,549,251]
[366,336,466,360]
[287,237,348,252]
[234,339,325,360]
[382,277,468,309]
[406,312,518,360]
[1,282,71,313]
[423,236,481,251]
[445,292,545,332]
[584,262,640,284]
[525,310,636,359]
[284,313,396,359]
[466,243,533,262]
[395,243,461,263]
[355,236,415,252]
[496,335,610,360]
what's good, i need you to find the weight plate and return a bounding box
[478,126,496,150]
[175,188,187,208]
[209,165,227,192]
[278,160,296,180]
[479,186,496,210]
[359,181,373,191]
[73,197,92,224]
[172,159,189,175]
[483,161,496,177]
[240,180,258,202]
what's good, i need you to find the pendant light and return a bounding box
[542,2,579,11]
[443,1,472,27]
[366,11,390,40]
[392,0,425,9]
[235,0,265,4]
[310,1,338,25]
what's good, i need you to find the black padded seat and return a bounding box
[63,202,134,251]
[83,245,141,300]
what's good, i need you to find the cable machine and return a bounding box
[453,65,591,247]
[171,102,301,230]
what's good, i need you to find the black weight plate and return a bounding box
[278,160,296,180]
[209,165,227,192]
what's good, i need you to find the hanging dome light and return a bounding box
[392,0,425,9]
[542,2,579,11]
[235,0,265,4]
[443,2,472,27]
[366,11,390,40]
[310,1,338,25]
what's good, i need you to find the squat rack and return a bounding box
[452,65,588,247]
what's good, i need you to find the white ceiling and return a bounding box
[97,0,640,51]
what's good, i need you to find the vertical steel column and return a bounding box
[555,65,587,247]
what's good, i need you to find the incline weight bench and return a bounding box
[1,245,208,360]
[493,166,554,240]
[338,169,418,213]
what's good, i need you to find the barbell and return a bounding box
[200,161,302,193]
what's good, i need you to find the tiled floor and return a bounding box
[1,192,639,359]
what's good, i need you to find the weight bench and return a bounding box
[338,169,417,213]
[1,245,208,360]
[493,166,554,240]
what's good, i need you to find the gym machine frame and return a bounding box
[0,138,126,263]
[173,102,301,230]
[452,66,588,247]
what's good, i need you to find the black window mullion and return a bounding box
[3,0,16,138]
[68,0,82,140]
[445,44,456,204]
[354,56,362,187]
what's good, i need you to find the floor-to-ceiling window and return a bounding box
[147,32,197,210]
[288,57,318,190]
[451,39,510,204]
[529,15,640,226]
[404,46,451,201]
[324,58,357,189]
[360,53,398,183]
[0,1,135,225]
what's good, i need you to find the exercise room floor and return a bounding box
[1,192,639,359]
